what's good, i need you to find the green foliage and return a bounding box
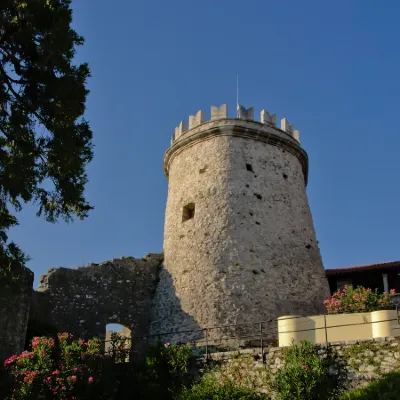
[273,341,341,400]
[324,285,395,314]
[135,342,192,399]
[340,372,400,399]
[104,332,131,364]
[0,0,93,275]
[178,375,269,400]
[4,333,104,399]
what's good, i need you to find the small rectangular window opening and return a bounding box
[182,203,195,222]
[245,163,254,173]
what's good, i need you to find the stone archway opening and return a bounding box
[105,324,132,362]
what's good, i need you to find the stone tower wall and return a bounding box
[225,136,329,322]
[149,106,330,341]
[149,135,233,337]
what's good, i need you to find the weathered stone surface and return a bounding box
[152,118,330,341]
[0,266,34,362]
[29,254,163,343]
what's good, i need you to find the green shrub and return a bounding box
[273,341,341,400]
[340,372,400,399]
[136,342,192,399]
[178,375,269,400]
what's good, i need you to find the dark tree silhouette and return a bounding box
[0,0,93,275]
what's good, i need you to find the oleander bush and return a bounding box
[3,335,192,400]
[4,333,104,399]
[272,340,343,400]
[324,285,395,314]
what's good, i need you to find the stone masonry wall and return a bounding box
[29,254,163,343]
[0,266,34,362]
[196,337,400,397]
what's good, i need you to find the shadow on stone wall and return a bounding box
[148,265,202,344]
[0,265,34,362]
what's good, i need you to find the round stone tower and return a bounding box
[149,104,330,341]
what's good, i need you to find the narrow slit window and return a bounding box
[182,203,195,222]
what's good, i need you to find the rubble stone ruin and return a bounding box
[1,103,331,360]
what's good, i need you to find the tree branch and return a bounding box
[0,62,51,132]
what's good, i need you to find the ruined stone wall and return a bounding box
[150,118,330,341]
[29,254,163,343]
[0,266,34,361]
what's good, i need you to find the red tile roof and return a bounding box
[325,261,400,276]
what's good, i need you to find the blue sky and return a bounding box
[10,0,400,287]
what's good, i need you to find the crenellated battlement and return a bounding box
[237,105,254,120]
[171,104,300,146]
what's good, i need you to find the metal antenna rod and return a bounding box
[236,73,239,117]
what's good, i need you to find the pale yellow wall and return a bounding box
[278,310,399,347]
[104,326,132,353]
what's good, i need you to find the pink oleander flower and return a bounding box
[88,376,94,382]
[391,289,396,295]
[301,365,308,370]
[4,355,18,366]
